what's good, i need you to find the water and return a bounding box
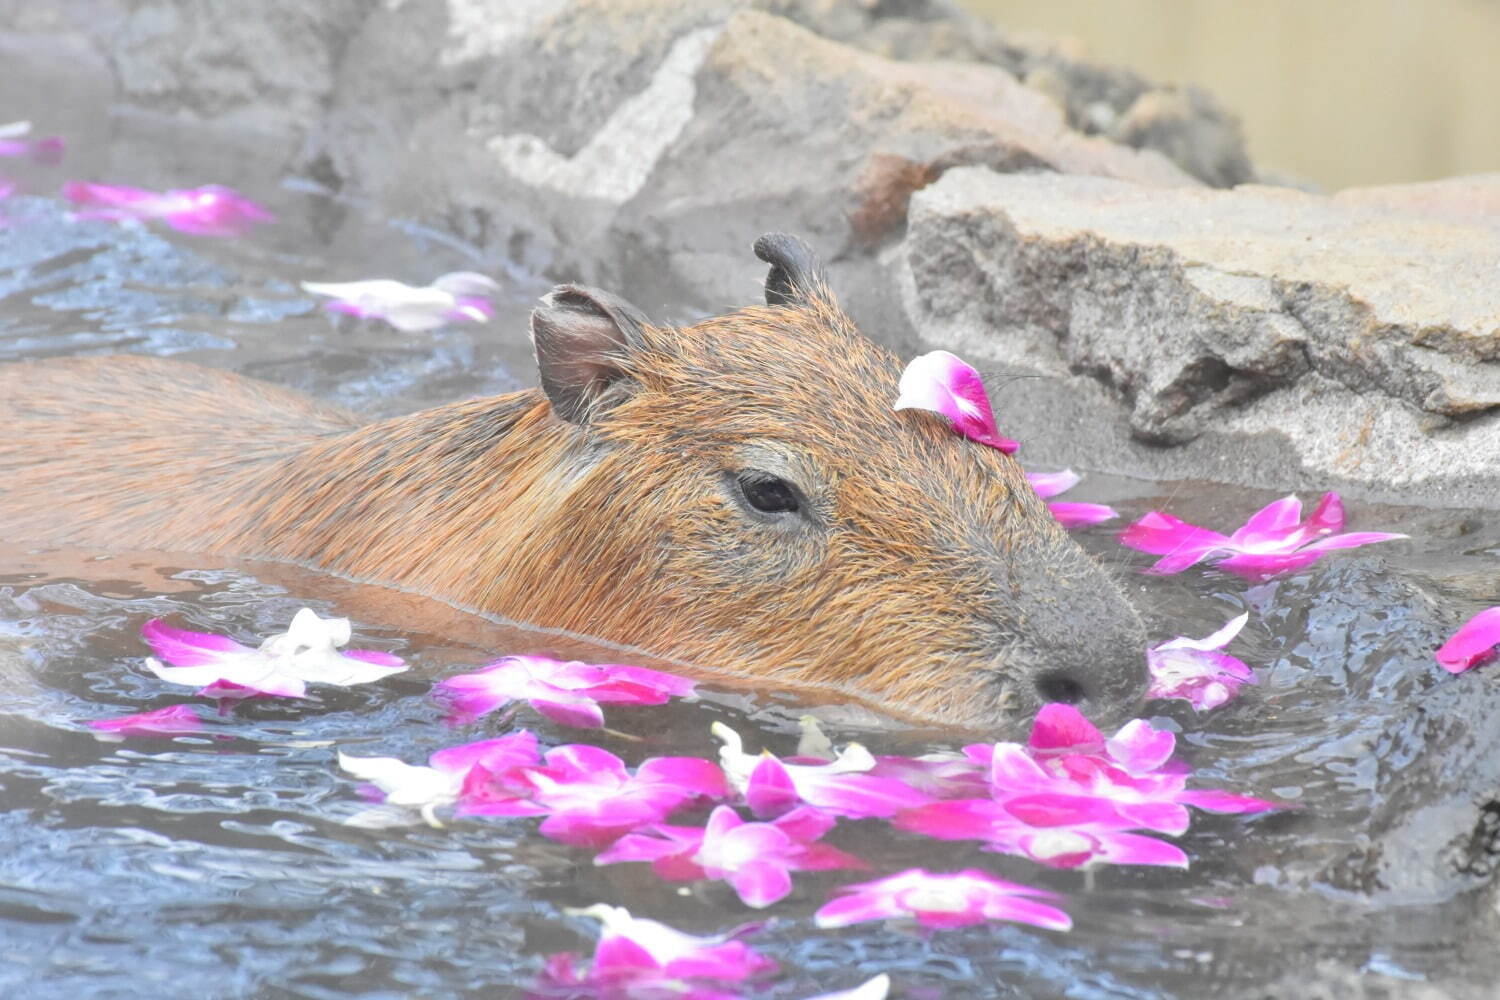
[3,120,1499,999]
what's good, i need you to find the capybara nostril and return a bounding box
[1035,671,1088,706]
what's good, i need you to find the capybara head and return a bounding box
[519,233,1147,730]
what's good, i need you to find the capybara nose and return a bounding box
[1032,652,1149,730]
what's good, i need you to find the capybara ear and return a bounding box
[530,284,651,424]
[753,233,830,309]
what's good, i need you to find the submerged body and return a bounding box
[0,235,1146,729]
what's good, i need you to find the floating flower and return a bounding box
[338,731,541,825]
[537,904,777,996]
[1436,606,1500,674]
[143,608,405,701]
[1148,613,1258,710]
[0,121,64,164]
[596,804,865,908]
[814,868,1070,931]
[300,272,500,332]
[512,744,728,847]
[435,654,694,728]
[86,704,204,738]
[895,705,1276,870]
[713,722,932,819]
[1026,468,1118,528]
[63,181,272,236]
[1119,492,1405,579]
[893,350,1019,454]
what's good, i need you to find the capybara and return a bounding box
[0,234,1147,729]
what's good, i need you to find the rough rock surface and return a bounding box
[895,167,1500,507]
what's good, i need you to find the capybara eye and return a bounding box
[735,471,801,515]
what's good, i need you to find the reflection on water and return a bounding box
[2,118,1499,998]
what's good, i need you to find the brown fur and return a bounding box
[0,283,1146,729]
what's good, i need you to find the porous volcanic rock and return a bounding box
[893,167,1500,507]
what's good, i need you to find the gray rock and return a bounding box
[895,167,1500,507]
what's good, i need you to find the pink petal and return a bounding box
[141,619,250,666]
[636,756,730,802]
[1028,704,1104,752]
[1026,469,1080,499]
[1298,531,1408,553]
[1229,494,1305,549]
[1092,830,1190,868]
[1214,549,1329,579]
[892,799,1005,841]
[1306,491,1346,535]
[1119,511,1228,557]
[771,806,838,843]
[726,860,794,908]
[1047,501,1119,528]
[344,648,405,668]
[428,731,539,774]
[893,350,1019,453]
[595,829,701,866]
[1003,792,1126,828]
[986,742,1052,792]
[527,694,606,728]
[1437,606,1500,674]
[979,896,1073,932]
[745,755,801,818]
[1104,719,1176,773]
[814,891,900,928]
[87,704,203,737]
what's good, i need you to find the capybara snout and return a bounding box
[0,233,1147,730]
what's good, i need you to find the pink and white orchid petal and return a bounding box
[1047,501,1119,528]
[1229,495,1305,549]
[1158,612,1250,654]
[1104,719,1176,774]
[141,619,252,665]
[1298,531,1409,553]
[428,731,539,774]
[986,742,1053,791]
[894,350,1019,453]
[145,656,306,698]
[1003,792,1127,828]
[1213,549,1328,579]
[1028,703,1105,752]
[338,752,458,807]
[636,756,730,802]
[1119,511,1229,562]
[745,754,801,817]
[87,704,204,737]
[1437,606,1500,674]
[1306,491,1346,535]
[1026,469,1080,498]
[726,859,794,908]
[770,805,838,844]
[891,799,1006,841]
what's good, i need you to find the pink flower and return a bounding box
[713,723,932,819]
[1026,469,1118,528]
[893,350,1019,454]
[142,608,406,701]
[0,121,64,164]
[1436,607,1500,674]
[596,804,865,908]
[435,655,695,728]
[537,904,776,995]
[516,745,729,847]
[1148,613,1258,710]
[894,799,1189,869]
[301,272,499,332]
[339,731,542,825]
[86,704,204,738]
[63,181,272,237]
[896,705,1277,869]
[1120,492,1405,579]
[814,868,1070,931]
